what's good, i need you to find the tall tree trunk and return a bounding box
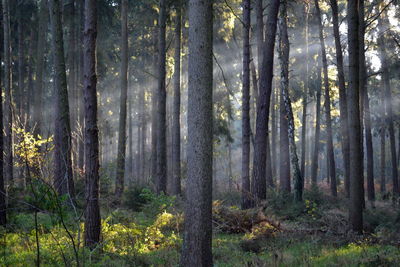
[271,85,277,182]
[156,0,167,194]
[348,0,363,233]
[34,0,48,138]
[115,0,128,202]
[83,0,100,248]
[315,0,337,197]
[330,0,350,197]
[279,76,290,193]
[359,0,374,202]
[49,0,75,199]
[241,0,251,209]
[311,63,322,186]
[380,127,386,194]
[151,32,158,187]
[300,3,310,180]
[77,0,85,172]
[128,97,134,182]
[3,0,13,184]
[251,0,280,206]
[17,11,24,118]
[180,0,213,265]
[377,13,399,197]
[278,0,303,201]
[172,2,182,195]
[26,29,35,127]
[0,19,5,224]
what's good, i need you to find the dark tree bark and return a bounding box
[49,0,75,199]
[151,33,158,184]
[156,0,167,194]
[300,3,310,180]
[83,0,100,248]
[0,22,5,224]
[377,13,399,197]
[315,0,337,197]
[279,75,290,193]
[115,0,128,202]
[34,0,48,138]
[330,0,350,197]
[359,0,374,202]
[278,0,303,201]
[311,63,322,186]
[171,2,182,195]
[180,0,213,265]
[241,0,251,209]
[251,0,280,206]
[271,85,277,181]
[348,0,363,233]
[17,10,24,117]
[3,0,13,184]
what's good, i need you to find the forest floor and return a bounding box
[2,185,400,266]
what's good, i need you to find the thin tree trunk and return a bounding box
[180,0,213,265]
[348,0,363,233]
[315,0,337,196]
[377,13,399,197]
[172,2,182,195]
[151,32,158,187]
[311,63,322,187]
[300,3,310,180]
[83,0,100,248]
[241,0,251,209]
[271,85,277,182]
[156,0,167,194]
[17,11,24,118]
[115,0,128,202]
[279,0,303,201]
[279,75,290,193]
[330,0,350,197]
[3,0,13,184]
[251,0,280,206]
[0,14,5,224]
[380,128,386,194]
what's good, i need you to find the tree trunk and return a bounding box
[300,3,310,180]
[156,0,167,194]
[115,0,128,202]
[359,0,374,202]
[347,0,363,233]
[180,0,213,266]
[311,63,322,187]
[377,13,399,197]
[172,2,182,195]
[34,0,48,138]
[241,0,251,209]
[49,0,75,199]
[0,16,5,224]
[3,0,13,184]
[330,0,350,197]
[271,85,277,182]
[83,0,100,248]
[315,0,337,197]
[151,31,158,187]
[251,0,280,206]
[278,0,303,201]
[380,128,386,194]
[17,11,24,118]
[279,74,290,193]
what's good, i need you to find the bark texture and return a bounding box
[251,0,280,205]
[156,0,167,194]
[115,0,129,202]
[330,0,350,197]
[172,2,182,195]
[315,0,337,196]
[241,0,251,209]
[311,63,322,186]
[83,0,101,248]
[49,0,75,199]
[180,0,213,265]
[348,0,363,233]
[278,1,303,201]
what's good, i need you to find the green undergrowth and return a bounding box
[1,187,400,266]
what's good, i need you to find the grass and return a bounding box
[1,188,400,266]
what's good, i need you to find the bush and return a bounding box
[123,186,153,212]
